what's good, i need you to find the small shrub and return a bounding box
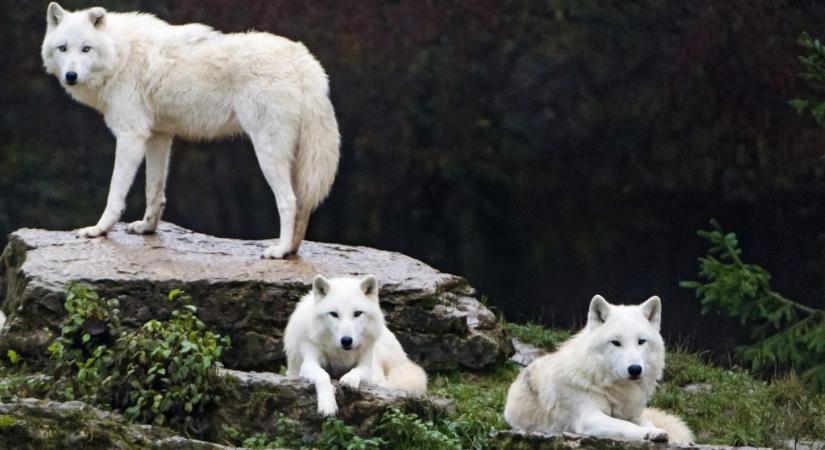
[315,417,385,450]
[375,407,461,450]
[680,220,825,390]
[47,284,230,431]
[47,282,121,405]
[112,289,230,427]
[790,32,825,127]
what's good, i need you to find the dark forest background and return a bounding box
[3,0,825,353]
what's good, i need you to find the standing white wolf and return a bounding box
[504,295,694,443]
[41,3,340,258]
[284,275,428,416]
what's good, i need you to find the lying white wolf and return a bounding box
[504,295,694,443]
[41,3,340,258]
[284,275,428,416]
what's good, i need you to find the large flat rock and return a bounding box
[0,222,511,371]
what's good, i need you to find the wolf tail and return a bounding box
[641,407,694,444]
[290,52,341,249]
[383,358,428,393]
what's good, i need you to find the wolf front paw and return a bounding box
[262,243,291,259]
[317,394,338,416]
[643,428,669,443]
[76,225,107,238]
[339,372,362,389]
[126,220,156,235]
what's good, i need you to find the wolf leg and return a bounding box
[577,411,668,442]
[339,348,374,389]
[298,347,337,416]
[127,132,172,234]
[248,130,298,259]
[78,133,147,237]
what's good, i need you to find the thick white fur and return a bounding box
[284,275,427,416]
[504,296,694,444]
[41,3,340,258]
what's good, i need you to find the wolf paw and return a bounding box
[76,225,107,238]
[339,372,362,389]
[317,395,338,416]
[643,428,669,442]
[262,243,291,259]
[126,220,156,235]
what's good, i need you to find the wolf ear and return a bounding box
[360,275,379,300]
[47,2,65,29]
[640,296,662,330]
[312,275,330,300]
[88,7,106,28]
[587,295,611,327]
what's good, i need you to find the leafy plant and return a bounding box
[790,32,825,127]
[316,417,385,450]
[47,284,230,431]
[111,289,230,427]
[375,407,461,450]
[47,282,121,405]
[680,220,825,389]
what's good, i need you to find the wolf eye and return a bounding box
[638,339,647,345]
[328,312,338,318]
[57,45,67,52]
[610,340,621,347]
[82,46,92,53]
[353,311,364,318]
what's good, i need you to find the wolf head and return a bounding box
[584,295,665,382]
[41,3,116,89]
[311,275,384,352]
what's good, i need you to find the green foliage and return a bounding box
[112,289,230,427]
[428,363,519,450]
[47,282,121,405]
[47,284,229,431]
[222,414,306,449]
[791,32,825,127]
[502,322,572,351]
[680,220,825,389]
[316,418,385,450]
[375,407,460,450]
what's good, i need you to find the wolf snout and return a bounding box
[65,71,78,85]
[628,364,643,379]
[340,336,353,350]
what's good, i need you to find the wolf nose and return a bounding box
[340,336,353,349]
[65,71,78,84]
[628,365,643,378]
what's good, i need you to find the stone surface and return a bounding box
[0,222,511,371]
[0,398,267,450]
[491,430,774,450]
[208,368,452,442]
[510,338,546,367]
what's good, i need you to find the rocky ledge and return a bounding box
[0,222,511,371]
[491,430,772,450]
[0,398,251,450]
[208,369,452,442]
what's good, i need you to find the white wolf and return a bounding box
[504,295,694,444]
[41,3,340,258]
[284,275,428,416]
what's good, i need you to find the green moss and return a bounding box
[0,415,16,428]
[503,322,572,351]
